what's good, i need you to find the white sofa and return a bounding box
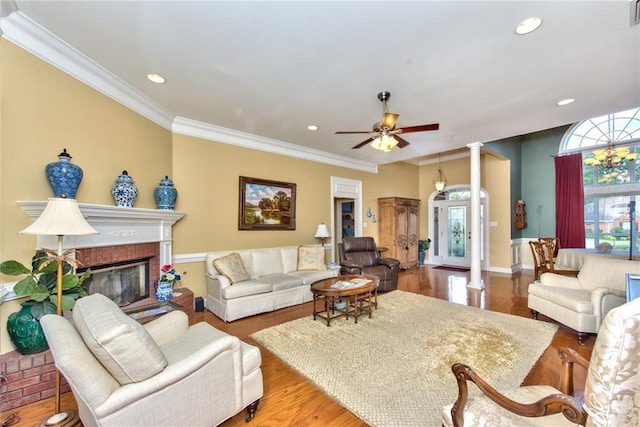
[528,255,640,343]
[205,246,337,321]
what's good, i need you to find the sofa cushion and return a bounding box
[252,248,285,278]
[297,245,325,270]
[528,283,593,313]
[258,273,303,291]
[289,269,336,285]
[222,281,272,299]
[73,294,168,385]
[281,246,299,273]
[213,252,251,284]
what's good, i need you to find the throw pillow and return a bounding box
[297,245,325,271]
[73,293,168,385]
[213,252,251,284]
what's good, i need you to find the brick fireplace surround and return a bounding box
[0,202,184,412]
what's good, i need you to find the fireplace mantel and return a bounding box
[17,201,185,267]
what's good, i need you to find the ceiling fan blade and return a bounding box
[397,123,440,133]
[394,135,410,148]
[335,131,371,134]
[381,113,399,130]
[352,137,375,149]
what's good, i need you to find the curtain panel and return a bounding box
[555,153,585,248]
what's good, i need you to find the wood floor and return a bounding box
[5,267,594,427]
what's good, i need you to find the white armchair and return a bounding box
[528,255,640,344]
[40,293,263,427]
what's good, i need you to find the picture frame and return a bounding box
[239,176,296,230]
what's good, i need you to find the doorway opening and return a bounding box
[330,177,363,263]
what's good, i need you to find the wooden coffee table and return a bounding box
[310,274,379,326]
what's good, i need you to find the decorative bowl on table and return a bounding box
[597,242,613,253]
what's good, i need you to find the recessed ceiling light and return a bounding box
[515,17,542,35]
[307,125,319,131]
[147,73,166,84]
[557,98,576,106]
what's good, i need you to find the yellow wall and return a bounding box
[0,40,172,353]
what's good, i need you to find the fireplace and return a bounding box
[79,257,150,306]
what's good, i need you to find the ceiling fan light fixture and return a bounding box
[371,134,398,152]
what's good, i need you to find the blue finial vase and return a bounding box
[111,170,138,207]
[154,176,178,210]
[45,148,83,198]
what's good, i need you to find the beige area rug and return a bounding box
[250,290,558,427]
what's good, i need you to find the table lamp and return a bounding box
[314,223,331,246]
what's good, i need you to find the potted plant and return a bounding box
[1,249,91,354]
[418,239,431,267]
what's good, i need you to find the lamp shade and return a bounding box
[20,198,98,236]
[314,223,331,239]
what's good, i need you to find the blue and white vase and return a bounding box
[45,148,83,198]
[155,281,173,301]
[154,176,178,210]
[111,170,138,207]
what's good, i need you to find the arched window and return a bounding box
[560,107,640,252]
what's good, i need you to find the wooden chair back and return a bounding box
[538,237,561,258]
[529,240,551,280]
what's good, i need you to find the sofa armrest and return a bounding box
[591,287,626,326]
[378,257,400,269]
[205,273,231,300]
[539,273,582,289]
[144,311,189,346]
[96,334,242,417]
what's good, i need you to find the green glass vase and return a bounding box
[7,301,49,354]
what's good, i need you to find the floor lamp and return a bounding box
[20,197,98,426]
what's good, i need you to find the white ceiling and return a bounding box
[4,1,640,168]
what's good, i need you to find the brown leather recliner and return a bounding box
[338,237,400,292]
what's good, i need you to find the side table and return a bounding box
[170,287,195,320]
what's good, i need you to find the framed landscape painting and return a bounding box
[239,176,296,230]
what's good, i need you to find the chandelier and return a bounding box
[432,153,447,191]
[583,141,637,169]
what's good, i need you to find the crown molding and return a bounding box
[172,116,378,173]
[0,11,175,130]
[0,10,378,173]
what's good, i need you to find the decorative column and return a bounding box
[467,142,485,289]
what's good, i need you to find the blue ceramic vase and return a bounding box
[45,148,83,198]
[154,176,178,210]
[111,170,138,207]
[155,281,174,301]
[7,302,49,355]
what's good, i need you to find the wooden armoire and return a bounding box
[378,197,420,269]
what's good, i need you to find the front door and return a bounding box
[430,188,486,268]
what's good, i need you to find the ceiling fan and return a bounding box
[335,91,440,151]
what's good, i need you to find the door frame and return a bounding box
[330,176,363,264]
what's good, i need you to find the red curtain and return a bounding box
[555,153,585,248]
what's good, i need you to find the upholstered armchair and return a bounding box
[443,297,640,426]
[528,255,640,344]
[338,237,400,292]
[40,294,263,427]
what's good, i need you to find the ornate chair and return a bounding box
[443,297,640,426]
[529,240,578,280]
[338,237,400,292]
[538,236,561,258]
[40,293,263,427]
